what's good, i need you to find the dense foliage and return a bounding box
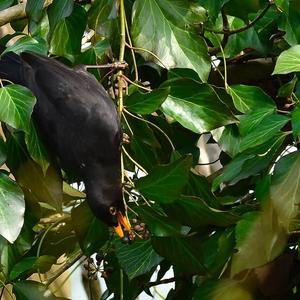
[0,0,300,299]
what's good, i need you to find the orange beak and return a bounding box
[114,211,131,238]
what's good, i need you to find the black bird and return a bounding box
[0,51,130,238]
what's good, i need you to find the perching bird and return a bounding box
[0,51,130,238]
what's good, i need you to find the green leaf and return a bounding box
[2,36,48,56]
[13,281,69,300]
[47,0,74,31]
[163,195,239,227]
[0,85,36,132]
[270,151,300,229]
[94,39,110,58]
[161,79,236,133]
[0,139,7,166]
[152,236,206,273]
[238,113,289,152]
[231,176,288,276]
[50,4,87,62]
[228,85,275,113]
[26,0,45,23]
[25,121,49,175]
[16,161,63,212]
[71,201,109,256]
[0,173,25,243]
[199,0,229,21]
[0,0,14,11]
[277,76,297,98]
[273,45,300,75]
[136,155,192,203]
[224,0,261,21]
[292,104,300,139]
[131,0,211,82]
[115,239,163,280]
[213,133,285,190]
[193,279,253,300]
[137,206,183,237]
[126,88,170,114]
[215,125,240,157]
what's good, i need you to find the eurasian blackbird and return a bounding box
[0,51,130,237]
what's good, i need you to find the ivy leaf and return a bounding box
[126,88,170,114]
[270,151,300,230]
[71,201,109,256]
[0,85,36,133]
[25,121,49,175]
[161,79,236,133]
[131,0,211,82]
[136,155,192,203]
[115,239,163,280]
[228,85,275,113]
[273,45,300,74]
[152,236,206,273]
[163,195,239,228]
[291,104,300,139]
[50,4,87,62]
[0,173,25,243]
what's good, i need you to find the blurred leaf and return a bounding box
[71,201,109,256]
[161,79,236,133]
[94,39,110,58]
[228,85,275,113]
[3,36,48,55]
[50,4,87,62]
[137,206,183,237]
[16,160,63,212]
[0,173,24,243]
[13,281,69,300]
[131,0,211,82]
[26,0,45,29]
[152,236,206,273]
[136,155,192,203]
[193,279,253,300]
[0,85,36,133]
[115,239,163,280]
[126,88,170,114]
[163,195,239,228]
[224,0,261,20]
[25,121,49,175]
[273,45,300,74]
[292,104,300,139]
[0,0,14,11]
[199,0,229,21]
[277,76,297,97]
[270,151,300,229]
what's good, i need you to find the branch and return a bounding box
[143,277,176,288]
[0,0,53,27]
[205,1,273,36]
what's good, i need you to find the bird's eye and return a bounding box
[109,206,117,215]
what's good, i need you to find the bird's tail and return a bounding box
[0,50,23,85]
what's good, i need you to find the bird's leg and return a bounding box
[122,133,130,144]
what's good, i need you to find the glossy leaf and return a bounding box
[26,0,45,23]
[126,88,170,114]
[0,85,36,133]
[115,239,163,280]
[228,85,275,113]
[163,195,239,227]
[71,201,109,256]
[161,79,236,133]
[50,4,87,62]
[131,0,211,81]
[273,45,300,75]
[2,36,48,55]
[270,151,300,229]
[136,155,192,203]
[0,173,25,243]
[238,113,288,152]
[152,236,206,273]
[25,121,49,175]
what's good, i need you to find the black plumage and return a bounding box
[0,51,130,236]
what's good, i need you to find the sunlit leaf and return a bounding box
[273,45,300,74]
[0,85,36,133]
[0,173,25,243]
